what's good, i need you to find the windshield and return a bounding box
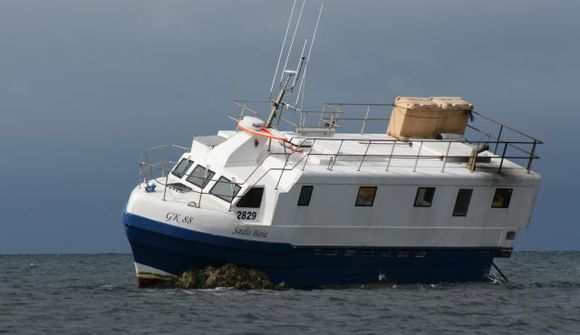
[210,176,241,203]
[171,158,193,178]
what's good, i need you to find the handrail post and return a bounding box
[413,141,423,172]
[302,139,316,170]
[498,142,508,174]
[526,140,537,173]
[360,104,371,134]
[441,141,452,173]
[198,171,209,208]
[494,125,504,154]
[357,141,372,171]
[163,174,168,201]
[385,140,397,172]
[275,153,291,190]
[143,150,149,181]
[138,157,143,188]
[160,145,165,177]
[328,139,343,171]
[385,106,390,131]
[229,180,236,212]
[239,101,246,120]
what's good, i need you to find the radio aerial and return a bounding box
[265,0,324,129]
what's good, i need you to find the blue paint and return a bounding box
[124,213,510,287]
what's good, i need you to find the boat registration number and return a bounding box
[165,212,194,225]
[236,211,257,220]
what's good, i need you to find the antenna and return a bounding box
[279,0,306,86]
[265,0,324,129]
[295,2,323,109]
[265,56,306,128]
[269,0,297,99]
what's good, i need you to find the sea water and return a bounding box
[1,252,579,334]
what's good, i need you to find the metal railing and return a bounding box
[138,144,189,185]
[139,101,542,210]
[139,143,266,210]
[320,103,392,134]
[269,136,541,191]
[230,100,542,172]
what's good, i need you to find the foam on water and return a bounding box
[0,252,579,334]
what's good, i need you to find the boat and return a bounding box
[123,4,542,288]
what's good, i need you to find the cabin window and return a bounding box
[236,187,264,208]
[297,186,313,206]
[453,189,473,216]
[186,165,215,189]
[414,187,435,207]
[355,186,377,207]
[171,159,193,178]
[209,176,241,203]
[492,188,513,208]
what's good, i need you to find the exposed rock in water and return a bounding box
[171,263,275,290]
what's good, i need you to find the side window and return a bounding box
[453,189,473,216]
[236,187,264,208]
[492,188,513,208]
[186,165,215,188]
[355,186,377,207]
[171,159,193,178]
[414,187,435,207]
[210,176,241,203]
[297,186,313,206]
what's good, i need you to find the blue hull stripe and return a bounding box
[123,212,509,286]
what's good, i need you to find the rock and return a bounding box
[172,263,274,290]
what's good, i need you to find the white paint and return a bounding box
[126,127,541,250]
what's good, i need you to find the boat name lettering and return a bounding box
[232,226,268,239]
[165,212,194,224]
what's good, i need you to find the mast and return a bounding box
[265,56,306,129]
[264,0,323,129]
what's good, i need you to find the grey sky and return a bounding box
[0,0,578,253]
